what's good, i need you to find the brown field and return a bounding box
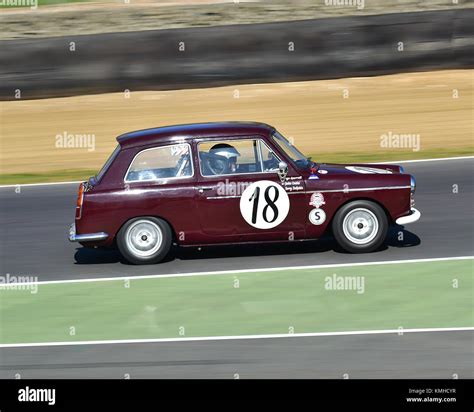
[0,69,472,183]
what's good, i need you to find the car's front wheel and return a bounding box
[332,200,388,253]
[117,217,172,264]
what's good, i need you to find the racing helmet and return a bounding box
[209,143,241,161]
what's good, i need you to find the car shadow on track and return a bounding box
[386,225,421,249]
[73,226,420,265]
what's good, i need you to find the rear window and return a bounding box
[96,145,120,182]
[125,143,193,182]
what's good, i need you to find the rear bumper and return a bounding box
[68,223,109,243]
[395,208,421,225]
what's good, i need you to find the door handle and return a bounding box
[197,186,213,194]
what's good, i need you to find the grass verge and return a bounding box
[0,170,98,185]
[0,259,472,344]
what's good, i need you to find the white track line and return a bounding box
[0,256,472,287]
[0,180,82,189]
[378,156,474,164]
[1,156,472,188]
[1,327,473,349]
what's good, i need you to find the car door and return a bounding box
[194,136,307,243]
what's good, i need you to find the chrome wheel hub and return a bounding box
[342,208,379,245]
[126,220,162,257]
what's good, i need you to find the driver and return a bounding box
[209,143,241,174]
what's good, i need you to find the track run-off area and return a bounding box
[0,157,473,377]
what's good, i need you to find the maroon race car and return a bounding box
[68,122,420,264]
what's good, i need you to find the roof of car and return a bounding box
[116,122,275,148]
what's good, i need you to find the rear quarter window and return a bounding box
[125,143,193,182]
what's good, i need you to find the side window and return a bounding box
[259,140,281,171]
[125,143,193,182]
[198,139,263,176]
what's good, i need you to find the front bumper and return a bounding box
[395,208,421,225]
[68,223,109,243]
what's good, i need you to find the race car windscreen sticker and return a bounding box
[240,180,290,229]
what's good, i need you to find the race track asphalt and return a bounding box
[0,158,473,281]
[0,331,472,379]
[0,157,473,379]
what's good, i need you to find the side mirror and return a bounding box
[277,161,288,183]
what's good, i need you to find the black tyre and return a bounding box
[117,217,172,265]
[332,200,388,253]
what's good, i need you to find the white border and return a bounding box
[1,156,472,188]
[0,256,471,287]
[1,327,472,349]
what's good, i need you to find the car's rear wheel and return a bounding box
[117,217,172,264]
[332,200,388,253]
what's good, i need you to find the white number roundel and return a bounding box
[239,180,290,229]
[309,208,326,225]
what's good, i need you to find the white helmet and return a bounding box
[209,143,241,160]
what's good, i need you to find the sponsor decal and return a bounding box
[318,169,328,174]
[240,180,290,229]
[283,176,304,192]
[345,166,392,174]
[309,166,319,180]
[309,208,326,225]
[309,192,326,208]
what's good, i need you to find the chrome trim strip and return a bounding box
[200,170,278,179]
[68,223,108,242]
[256,139,264,170]
[307,186,411,193]
[395,208,421,225]
[205,185,411,199]
[207,195,241,199]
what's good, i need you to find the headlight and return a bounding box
[410,175,416,194]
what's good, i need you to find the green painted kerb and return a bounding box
[0,259,472,344]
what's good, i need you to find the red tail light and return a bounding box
[75,183,84,220]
